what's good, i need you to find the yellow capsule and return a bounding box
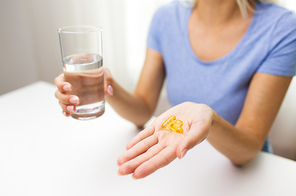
[161,115,176,131]
[170,120,183,133]
[161,115,183,134]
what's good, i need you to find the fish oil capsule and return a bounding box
[161,115,176,131]
[170,119,183,133]
[161,115,183,134]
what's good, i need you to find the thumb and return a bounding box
[176,121,211,159]
[103,67,113,96]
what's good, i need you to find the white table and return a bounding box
[0,81,296,196]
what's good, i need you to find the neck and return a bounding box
[193,0,242,26]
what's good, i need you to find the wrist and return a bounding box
[208,107,219,136]
[211,109,219,125]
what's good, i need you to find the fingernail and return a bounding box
[117,170,123,176]
[67,106,75,113]
[63,111,67,116]
[107,85,113,95]
[69,97,79,104]
[132,175,138,180]
[63,84,71,91]
[180,149,187,159]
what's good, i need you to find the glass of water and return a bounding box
[58,26,104,120]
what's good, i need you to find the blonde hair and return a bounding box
[237,0,276,19]
[181,0,277,20]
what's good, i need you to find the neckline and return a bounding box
[184,2,259,65]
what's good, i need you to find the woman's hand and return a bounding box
[117,102,215,179]
[54,67,114,117]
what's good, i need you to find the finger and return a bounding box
[176,121,211,159]
[132,146,177,179]
[118,133,158,165]
[59,101,76,113]
[118,142,165,175]
[126,125,156,150]
[55,90,79,105]
[103,68,113,95]
[54,73,73,93]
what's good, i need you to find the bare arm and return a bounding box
[207,73,292,165]
[100,48,165,127]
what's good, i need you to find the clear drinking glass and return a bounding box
[58,26,104,120]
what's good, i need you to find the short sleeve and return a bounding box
[147,7,165,53]
[257,12,296,76]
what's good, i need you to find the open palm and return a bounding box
[117,102,214,179]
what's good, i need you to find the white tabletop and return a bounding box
[0,81,296,196]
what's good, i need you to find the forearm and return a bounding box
[105,80,153,127]
[207,75,292,165]
[207,111,263,165]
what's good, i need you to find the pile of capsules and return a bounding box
[161,115,183,134]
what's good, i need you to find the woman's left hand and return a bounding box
[117,102,215,179]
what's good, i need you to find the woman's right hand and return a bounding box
[54,67,114,117]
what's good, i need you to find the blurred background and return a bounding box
[0,0,171,95]
[0,0,295,95]
[0,0,296,160]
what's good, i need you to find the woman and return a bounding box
[54,0,296,179]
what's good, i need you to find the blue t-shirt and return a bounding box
[147,1,296,152]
